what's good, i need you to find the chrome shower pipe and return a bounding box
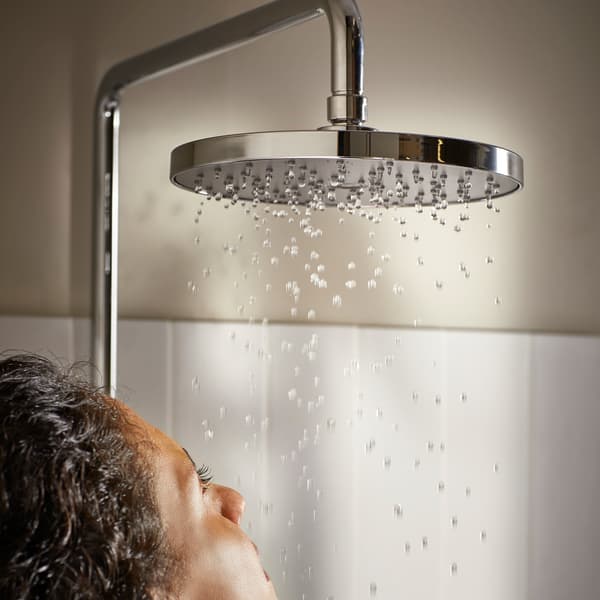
[93,0,367,391]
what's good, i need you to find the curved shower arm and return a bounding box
[97,0,366,123]
[93,0,367,391]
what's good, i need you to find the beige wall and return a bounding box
[1,0,599,332]
[0,2,74,315]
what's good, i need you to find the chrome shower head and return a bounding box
[170,129,523,209]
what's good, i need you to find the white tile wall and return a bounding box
[1,317,599,600]
[444,332,530,600]
[117,320,172,433]
[0,315,75,362]
[529,335,600,600]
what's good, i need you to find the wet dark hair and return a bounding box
[0,353,178,599]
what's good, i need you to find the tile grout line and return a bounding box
[525,332,535,600]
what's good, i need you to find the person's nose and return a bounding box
[206,484,245,525]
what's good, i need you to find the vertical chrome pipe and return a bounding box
[92,0,367,391]
[93,96,120,392]
[323,0,367,125]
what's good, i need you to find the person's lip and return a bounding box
[264,569,270,582]
[252,541,259,556]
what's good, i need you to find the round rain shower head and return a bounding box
[170,129,523,208]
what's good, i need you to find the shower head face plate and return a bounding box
[170,130,523,208]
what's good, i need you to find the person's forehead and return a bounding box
[113,397,191,464]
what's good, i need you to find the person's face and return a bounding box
[118,401,277,600]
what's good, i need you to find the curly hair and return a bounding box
[0,353,178,599]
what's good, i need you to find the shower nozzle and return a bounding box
[170,129,523,208]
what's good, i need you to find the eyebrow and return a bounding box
[182,447,197,470]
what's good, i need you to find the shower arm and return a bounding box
[93,0,367,392]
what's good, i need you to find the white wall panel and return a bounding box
[0,316,74,362]
[170,319,270,554]
[353,329,446,600]
[1,317,599,599]
[117,319,172,433]
[445,332,530,600]
[263,324,359,599]
[529,335,600,600]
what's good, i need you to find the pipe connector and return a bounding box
[327,93,367,125]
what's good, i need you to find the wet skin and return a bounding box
[118,401,277,600]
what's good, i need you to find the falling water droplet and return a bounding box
[451,563,458,576]
[332,295,343,308]
[394,504,403,518]
[370,582,377,596]
[392,283,404,296]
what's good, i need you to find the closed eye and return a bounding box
[195,464,213,486]
[182,447,213,487]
